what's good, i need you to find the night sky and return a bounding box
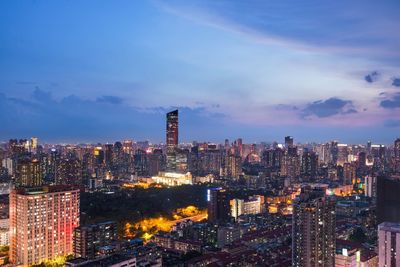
[1,1,399,144]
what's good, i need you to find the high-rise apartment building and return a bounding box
[378,222,400,267]
[9,185,80,266]
[208,188,230,224]
[16,158,43,187]
[281,153,300,182]
[73,221,117,259]
[301,150,318,179]
[262,147,283,170]
[292,186,336,267]
[224,150,242,180]
[343,162,356,185]
[377,175,400,224]
[56,158,82,185]
[365,175,377,198]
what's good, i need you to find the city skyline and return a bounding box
[1,1,400,143]
[3,2,400,265]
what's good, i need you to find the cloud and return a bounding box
[96,95,123,105]
[0,89,225,142]
[392,78,400,87]
[275,104,298,111]
[380,93,400,109]
[365,71,379,83]
[384,119,400,127]
[158,0,400,64]
[301,97,357,118]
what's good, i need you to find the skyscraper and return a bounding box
[166,110,178,171]
[292,186,336,267]
[9,185,80,265]
[208,188,230,224]
[166,110,178,151]
[378,222,400,267]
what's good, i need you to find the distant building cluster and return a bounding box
[0,110,399,266]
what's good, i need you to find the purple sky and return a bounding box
[0,0,399,144]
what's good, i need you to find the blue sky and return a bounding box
[0,0,399,144]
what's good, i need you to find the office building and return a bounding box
[166,110,178,171]
[9,185,80,266]
[208,188,230,224]
[73,221,117,259]
[378,222,400,267]
[292,186,336,267]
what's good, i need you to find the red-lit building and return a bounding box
[9,185,80,265]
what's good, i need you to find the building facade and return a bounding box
[9,186,80,266]
[208,188,230,224]
[166,110,178,171]
[73,221,117,259]
[292,186,336,267]
[378,222,400,267]
[377,175,400,224]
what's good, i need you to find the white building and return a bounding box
[152,172,193,186]
[230,195,265,220]
[365,176,376,198]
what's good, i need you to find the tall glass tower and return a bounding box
[166,110,178,171]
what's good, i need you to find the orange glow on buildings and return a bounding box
[124,206,207,241]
